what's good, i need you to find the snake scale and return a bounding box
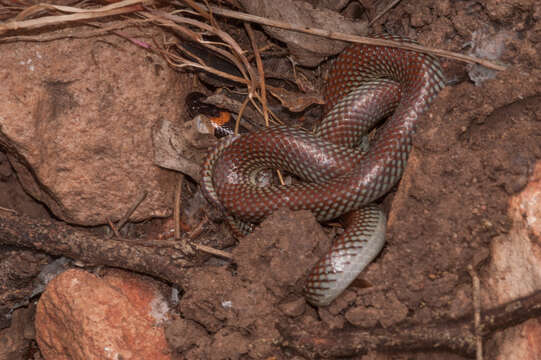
[201,35,445,306]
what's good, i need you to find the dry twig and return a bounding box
[369,0,402,26]
[190,1,507,71]
[116,190,147,232]
[469,265,483,360]
[174,175,184,240]
[279,290,541,358]
[107,218,122,238]
[0,206,17,214]
[0,212,194,285]
[0,0,148,35]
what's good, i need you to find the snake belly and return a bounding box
[201,35,445,306]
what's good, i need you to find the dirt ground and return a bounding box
[1,0,540,359]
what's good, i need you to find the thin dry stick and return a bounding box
[116,190,147,231]
[178,0,211,21]
[368,0,402,26]
[148,13,251,83]
[146,11,284,127]
[235,96,251,135]
[173,174,195,255]
[236,0,270,128]
[151,11,258,92]
[188,217,233,259]
[166,54,248,85]
[174,174,184,240]
[0,0,147,35]
[244,23,269,128]
[245,23,285,184]
[246,90,284,125]
[192,2,506,71]
[149,10,289,128]
[469,265,483,360]
[147,10,274,125]
[275,169,286,186]
[107,218,122,238]
[192,243,233,259]
[0,206,18,214]
[0,21,138,43]
[16,0,146,17]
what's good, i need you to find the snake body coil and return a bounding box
[201,35,445,306]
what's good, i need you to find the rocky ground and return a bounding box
[0,0,540,359]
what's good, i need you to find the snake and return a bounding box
[201,34,445,306]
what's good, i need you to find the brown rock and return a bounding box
[383,65,541,316]
[493,320,541,360]
[278,297,306,317]
[485,0,535,20]
[378,292,408,328]
[434,0,451,16]
[409,6,432,27]
[177,209,326,358]
[165,317,210,355]
[210,328,250,360]
[318,307,345,330]
[0,249,51,327]
[0,306,34,360]
[484,162,541,359]
[344,306,380,328]
[326,288,356,315]
[179,267,235,333]
[0,25,192,225]
[35,269,171,360]
[234,208,331,299]
[102,269,171,325]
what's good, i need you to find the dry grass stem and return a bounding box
[0,206,18,215]
[369,0,402,26]
[244,22,269,127]
[0,22,140,43]
[235,96,251,135]
[174,175,184,240]
[192,243,233,259]
[116,190,147,232]
[469,265,483,360]
[0,0,149,35]
[144,10,284,128]
[151,5,291,128]
[16,0,148,17]
[192,1,507,71]
[147,12,251,82]
[107,218,122,238]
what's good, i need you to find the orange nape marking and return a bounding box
[209,111,231,126]
[313,337,332,345]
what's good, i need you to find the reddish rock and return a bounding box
[326,288,356,315]
[0,306,34,359]
[318,307,345,329]
[102,269,170,325]
[165,317,210,355]
[210,328,250,360]
[278,297,306,317]
[35,269,171,360]
[344,306,379,328]
[0,25,192,225]
[485,162,541,359]
[344,291,408,329]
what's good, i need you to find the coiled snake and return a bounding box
[201,35,445,306]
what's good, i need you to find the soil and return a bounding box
[1,0,540,359]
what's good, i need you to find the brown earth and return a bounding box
[164,1,541,358]
[0,0,540,359]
